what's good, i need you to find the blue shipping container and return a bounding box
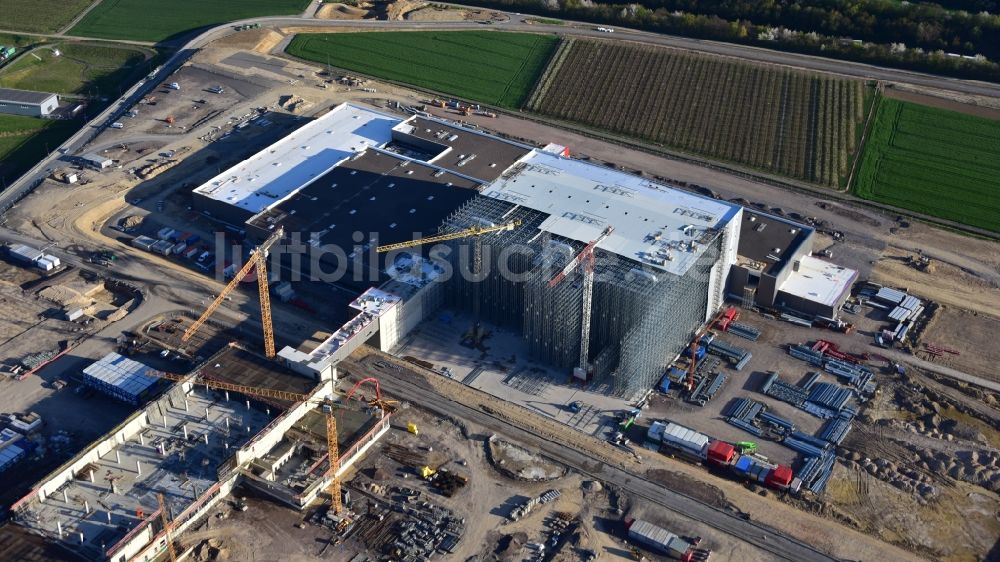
[658,376,671,393]
[734,455,752,474]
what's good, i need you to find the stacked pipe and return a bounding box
[783,436,828,458]
[788,344,824,366]
[758,412,795,433]
[707,339,751,369]
[817,417,852,446]
[727,322,760,341]
[725,398,765,436]
[807,383,852,411]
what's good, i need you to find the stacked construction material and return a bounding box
[725,398,765,436]
[807,382,852,411]
[817,415,852,446]
[783,433,830,459]
[707,338,752,370]
[761,371,810,408]
[727,322,760,341]
[823,359,876,396]
[758,411,795,434]
[788,344,824,366]
[687,372,727,406]
[797,451,837,493]
[81,352,160,405]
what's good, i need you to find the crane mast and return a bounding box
[182,228,284,358]
[143,368,385,517]
[548,226,614,373]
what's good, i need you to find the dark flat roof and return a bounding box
[194,345,317,401]
[401,117,530,182]
[248,149,480,279]
[737,210,813,274]
[0,88,56,105]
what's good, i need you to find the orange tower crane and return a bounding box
[547,225,614,375]
[157,493,177,562]
[182,228,284,358]
[684,308,728,391]
[145,369,371,516]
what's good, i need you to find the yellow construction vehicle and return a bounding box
[147,369,355,516]
[375,221,520,253]
[182,228,284,358]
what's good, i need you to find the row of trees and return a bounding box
[471,0,1000,82]
[623,0,1000,60]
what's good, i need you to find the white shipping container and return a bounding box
[660,422,710,456]
[42,254,60,268]
[132,236,156,251]
[35,257,55,271]
[628,520,676,554]
[151,240,174,256]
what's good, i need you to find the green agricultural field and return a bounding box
[0,43,153,97]
[0,116,77,186]
[854,98,1000,232]
[0,0,94,34]
[286,31,559,109]
[71,0,310,42]
[529,40,869,186]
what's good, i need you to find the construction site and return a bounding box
[0,33,998,562]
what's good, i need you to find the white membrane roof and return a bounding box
[481,151,742,276]
[192,104,402,214]
[779,255,857,307]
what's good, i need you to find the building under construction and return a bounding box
[191,103,857,397]
[7,345,390,562]
[435,151,742,395]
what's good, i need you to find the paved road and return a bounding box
[5,9,1000,220]
[883,348,1000,393]
[353,357,840,562]
[236,15,1000,98]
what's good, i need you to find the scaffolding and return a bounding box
[435,195,725,397]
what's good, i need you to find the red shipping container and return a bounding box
[706,440,735,465]
[766,465,794,488]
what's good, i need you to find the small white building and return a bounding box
[0,88,58,117]
[78,152,113,170]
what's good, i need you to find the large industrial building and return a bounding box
[192,102,852,396]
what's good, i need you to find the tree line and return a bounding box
[469,0,1000,82]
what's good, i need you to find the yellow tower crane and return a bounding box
[375,221,521,253]
[377,220,521,322]
[146,369,395,516]
[182,228,284,358]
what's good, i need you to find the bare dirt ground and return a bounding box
[352,350,927,562]
[886,83,1000,115]
[209,28,287,53]
[825,368,1000,562]
[872,246,1000,317]
[920,307,1000,383]
[404,5,497,21]
[315,2,371,20]
[824,463,999,562]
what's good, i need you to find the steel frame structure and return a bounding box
[435,196,726,396]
